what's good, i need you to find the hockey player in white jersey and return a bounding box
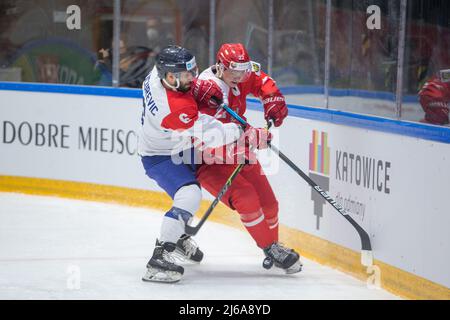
[139,45,243,283]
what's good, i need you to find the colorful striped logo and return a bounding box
[309,130,330,175]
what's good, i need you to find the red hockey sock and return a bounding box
[240,210,273,249]
[265,216,279,243]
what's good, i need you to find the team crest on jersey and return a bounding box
[179,113,193,124]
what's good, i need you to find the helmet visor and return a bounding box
[225,61,251,82]
[169,57,198,78]
[176,67,198,81]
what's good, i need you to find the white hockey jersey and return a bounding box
[138,67,242,157]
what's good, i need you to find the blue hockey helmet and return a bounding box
[156,45,198,79]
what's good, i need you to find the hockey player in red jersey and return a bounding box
[191,43,302,274]
[418,69,450,125]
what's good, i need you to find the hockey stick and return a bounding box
[184,114,272,236]
[221,103,373,267]
[184,114,250,236]
[185,162,245,236]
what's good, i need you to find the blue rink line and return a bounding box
[0,81,142,98]
[247,98,450,143]
[279,85,419,103]
[1,81,449,143]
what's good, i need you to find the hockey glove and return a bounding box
[242,126,272,151]
[263,93,288,127]
[227,126,272,164]
[192,78,223,108]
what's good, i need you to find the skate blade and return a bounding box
[142,268,182,283]
[285,260,303,274]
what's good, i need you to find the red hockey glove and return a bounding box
[419,95,449,125]
[262,93,288,127]
[419,77,450,102]
[419,77,450,125]
[192,78,223,108]
[242,126,272,151]
[224,126,272,164]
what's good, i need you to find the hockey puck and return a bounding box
[262,257,274,269]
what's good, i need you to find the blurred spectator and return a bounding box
[145,18,161,53]
[96,37,155,88]
[418,69,450,125]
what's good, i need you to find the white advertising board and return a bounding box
[0,89,448,289]
[245,109,449,288]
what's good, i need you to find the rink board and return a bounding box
[0,83,449,299]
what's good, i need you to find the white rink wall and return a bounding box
[0,89,152,191]
[0,86,449,293]
[245,108,450,289]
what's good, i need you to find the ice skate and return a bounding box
[142,240,184,283]
[262,242,303,274]
[173,234,204,263]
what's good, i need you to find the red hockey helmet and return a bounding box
[216,43,251,82]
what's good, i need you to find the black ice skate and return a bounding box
[262,242,303,274]
[173,234,204,263]
[142,240,184,283]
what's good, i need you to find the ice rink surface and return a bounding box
[0,192,399,300]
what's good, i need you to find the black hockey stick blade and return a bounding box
[221,105,373,266]
[269,142,373,267]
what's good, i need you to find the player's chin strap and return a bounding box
[215,63,225,78]
[221,104,373,268]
